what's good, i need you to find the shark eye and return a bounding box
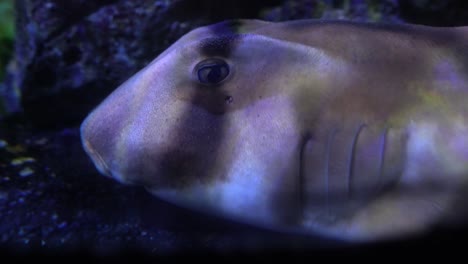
[196,59,230,85]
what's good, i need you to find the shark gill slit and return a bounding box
[298,133,312,222]
[325,129,337,217]
[376,127,389,194]
[347,123,367,198]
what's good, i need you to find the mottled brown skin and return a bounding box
[81,19,468,242]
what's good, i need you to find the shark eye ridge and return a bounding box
[196,59,230,85]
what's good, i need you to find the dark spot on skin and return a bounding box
[190,84,232,114]
[155,83,231,187]
[154,150,200,188]
[198,35,242,58]
[224,96,233,104]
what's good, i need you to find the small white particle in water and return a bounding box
[0,140,7,148]
[34,138,48,145]
[11,157,36,166]
[19,167,34,177]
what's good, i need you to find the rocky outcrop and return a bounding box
[2,0,284,128]
[8,0,193,128]
[2,0,468,129]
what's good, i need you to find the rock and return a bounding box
[2,0,283,129]
[3,0,468,129]
[8,0,188,128]
[399,0,468,26]
[260,0,402,23]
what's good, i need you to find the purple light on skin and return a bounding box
[449,127,468,160]
[433,60,465,91]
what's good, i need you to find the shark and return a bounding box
[80,19,468,242]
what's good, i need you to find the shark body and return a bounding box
[81,19,468,242]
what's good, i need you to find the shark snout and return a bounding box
[80,114,127,183]
[81,137,113,179]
